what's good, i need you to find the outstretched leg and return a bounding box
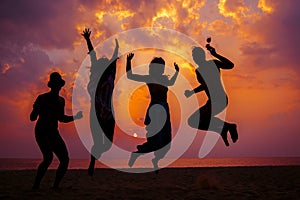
[152,143,170,173]
[210,118,239,146]
[128,152,142,167]
[101,118,115,154]
[52,134,69,188]
[188,103,236,146]
[87,118,115,176]
[152,157,159,173]
[33,135,53,189]
[88,154,96,176]
[88,114,104,176]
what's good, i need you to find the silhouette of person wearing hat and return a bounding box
[81,28,119,176]
[30,72,83,189]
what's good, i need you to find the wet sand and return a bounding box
[1,166,300,199]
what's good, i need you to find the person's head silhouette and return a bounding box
[47,72,65,90]
[192,47,206,65]
[149,57,165,77]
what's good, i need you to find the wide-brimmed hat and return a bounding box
[47,72,65,88]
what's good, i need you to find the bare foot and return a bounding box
[220,125,230,147]
[229,124,238,143]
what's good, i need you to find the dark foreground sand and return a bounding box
[1,166,300,200]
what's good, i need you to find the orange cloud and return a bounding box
[207,19,232,35]
[2,0,300,158]
[258,0,274,13]
[2,64,10,74]
[218,0,249,22]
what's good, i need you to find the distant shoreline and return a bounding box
[1,157,300,170]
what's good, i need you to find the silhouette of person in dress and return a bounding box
[185,42,238,146]
[30,72,83,189]
[126,53,179,171]
[81,28,119,176]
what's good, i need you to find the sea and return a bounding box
[0,157,300,170]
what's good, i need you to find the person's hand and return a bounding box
[206,44,217,56]
[115,39,119,48]
[127,53,134,61]
[174,62,179,72]
[184,90,193,98]
[81,28,91,40]
[74,111,83,120]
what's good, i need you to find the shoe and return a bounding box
[220,126,230,147]
[229,124,238,143]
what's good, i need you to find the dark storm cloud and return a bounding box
[0,0,78,49]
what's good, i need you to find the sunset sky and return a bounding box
[0,0,299,159]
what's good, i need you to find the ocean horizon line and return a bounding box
[1,157,300,170]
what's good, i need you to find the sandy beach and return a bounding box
[1,166,299,199]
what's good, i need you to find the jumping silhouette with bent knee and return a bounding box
[126,53,179,171]
[30,72,83,189]
[81,28,119,176]
[185,41,238,146]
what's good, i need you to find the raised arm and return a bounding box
[81,28,97,65]
[166,62,179,86]
[206,44,234,69]
[82,28,93,52]
[126,53,150,82]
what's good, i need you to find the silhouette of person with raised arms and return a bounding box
[81,28,119,176]
[185,40,238,146]
[30,72,83,189]
[126,53,179,170]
